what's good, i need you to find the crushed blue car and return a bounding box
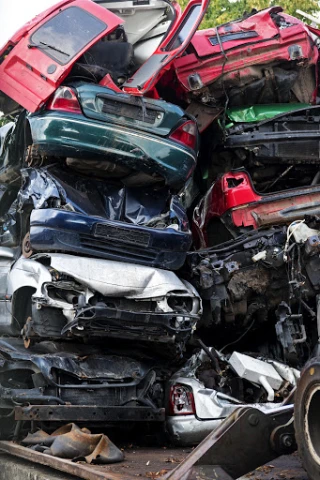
[19,166,192,270]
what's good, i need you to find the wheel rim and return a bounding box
[304,382,320,464]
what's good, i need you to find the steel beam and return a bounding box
[14,405,165,422]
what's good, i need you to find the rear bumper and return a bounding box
[30,208,191,270]
[28,113,196,188]
[166,415,223,446]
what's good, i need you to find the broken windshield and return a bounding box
[30,7,107,65]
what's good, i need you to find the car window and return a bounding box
[30,7,107,65]
[165,5,201,50]
[123,1,208,92]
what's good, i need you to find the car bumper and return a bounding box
[30,208,192,270]
[166,415,223,446]
[28,112,196,188]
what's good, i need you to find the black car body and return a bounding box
[0,338,168,438]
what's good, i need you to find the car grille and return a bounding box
[79,233,156,263]
[94,223,150,247]
[277,141,320,160]
[59,383,137,406]
[271,122,320,160]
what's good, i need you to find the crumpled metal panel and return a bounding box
[169,348,299,420]
[226,103,310,124]
[18,166,184,226]
[0,338,152,386]
[175,7,319,106]
[8,254,201,350]
[7,256,52,297]
[18,166,192,269]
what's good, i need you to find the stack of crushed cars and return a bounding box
[0,0,319,448]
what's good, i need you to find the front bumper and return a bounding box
[30,208,192,270]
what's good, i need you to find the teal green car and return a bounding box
[27,82,199,188]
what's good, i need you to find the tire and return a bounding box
[294,357,320,479]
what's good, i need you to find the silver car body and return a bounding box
[166,349,299,446]
[1,252,202,337]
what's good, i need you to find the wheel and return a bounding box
[294,357,320,479]
[22,232,33,258]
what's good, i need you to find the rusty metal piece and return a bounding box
[25,144,46,168]
[0,440,131,480]
[22,233,33,258]
[21,423,124,464]
[185,103,223,132]
[22,429,51,445]
[22,317,33,349]
[15,405,165,422]
[85,435,121,465]
[162,406,295,480]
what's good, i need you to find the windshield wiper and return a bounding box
[28,41,70,57]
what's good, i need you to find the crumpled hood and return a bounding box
[37,253,197,299]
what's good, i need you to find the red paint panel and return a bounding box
[174,7,318,94]
[193,171,320,248]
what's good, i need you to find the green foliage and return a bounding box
[178,0,318,28]
[0,116,9,127]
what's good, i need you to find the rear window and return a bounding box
[30,7,107,65]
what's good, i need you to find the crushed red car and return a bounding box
[193,169,320,247]
[0,0,209,112]
[170,7,319,108]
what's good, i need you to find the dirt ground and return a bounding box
[0,443,309,479]
[240,452,308,480]
[80,447,309,479]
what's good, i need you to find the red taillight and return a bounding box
[169,384,195,415]
[47,87,81,114]
[169,120,197,150]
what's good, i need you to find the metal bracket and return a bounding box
[162,405,295,480]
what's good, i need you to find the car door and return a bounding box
[122,0,210,95]
[0,0,123,112]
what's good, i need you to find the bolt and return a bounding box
[281,434,294,448]
[248,414,259,426]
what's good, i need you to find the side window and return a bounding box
[165,5,201,50]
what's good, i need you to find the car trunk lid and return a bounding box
[74,83,186,136]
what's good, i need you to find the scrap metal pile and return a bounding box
[0,0,320,451]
